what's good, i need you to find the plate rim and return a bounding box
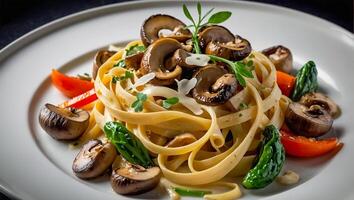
[0,0,353,199]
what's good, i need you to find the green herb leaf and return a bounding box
[125,44,146,56]
[104,121,154,168]
[201,8,214,21]
[112,70,134,83]
[197,2,202,18]
[236,73,246,87]
[183,4,195,24]
[247,60,253,67]
[173,187,211,197]
[131,93,147,112]
[208,11,231,24]
[114,59,126,68]
[239,102,248,110]
[162,97,179,109]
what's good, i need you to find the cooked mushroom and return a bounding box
[262,45,293,73]
[164,49,200,69]
[93,50,116,79]
[205,35,252,61]
[140,14,191,46]
[39,103,89,140]
[140,38,183,85]
[299,92,340,118]
[285,102,333,137]
[111,164,161,195]
[72,139,117,179]
[192,64,238,105]
[198,25,235,50]
[125,52,144,70]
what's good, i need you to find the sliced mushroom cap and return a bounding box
[192,64,238,106]
[140,14,191,46]
[72,139,117,179]
[299,92,340,118]
[93,50,116,79]
[205,35,252,61]
[111,165,161,195]
[285,102,333,137]
[39,103,89,140]
[125,52,144,70]
[198,25,235,50]
[140,38,183,85]
[262,45,293,73]
[165,49,199,69]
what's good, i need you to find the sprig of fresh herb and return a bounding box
[162,97,179,109]
[125,44,146,56]
[183,2,231,54]
[131,93,147,112]
[112,70,134,83]
[239,102,249,110]
[114,59,126,68]
[209,55,254,87]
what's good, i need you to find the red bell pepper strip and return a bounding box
[51,69,94,98]
[59,89,97,109]
[280,126,342,158]
[276,71,296,97]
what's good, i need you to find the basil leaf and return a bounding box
[208,11,231,24]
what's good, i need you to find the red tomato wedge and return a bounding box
[59,89,97,109]
[51,69,94,98]
[276,71,296,97]
[280,127,342,158]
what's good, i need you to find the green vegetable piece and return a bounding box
[242,125,285,189]
[208,11,232,24]
[183,4,195,24]
[291,61,318,101]
[131,93,147,112]
[173,187,211,197]
[112,70,134,83]
[104,121,154,168]
[125,44,146,56]
[162,97,179,109]
[114,59,126,68]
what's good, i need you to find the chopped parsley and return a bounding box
[112,70,134,83]
[131,93,148,112]
[162,97,179,109]
[125,44,146,56]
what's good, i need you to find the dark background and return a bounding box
[0,0,352,199]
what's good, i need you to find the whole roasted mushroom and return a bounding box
[93,50,116,79]
[39,103,89,140]
[140,14,191,46]
[140,38,184,85]
[285,102,333,137]
[192,64,238,105]
[299,92,340,118]
[111,164,161,195]
[262,45,293,73]
[72,139,117,179]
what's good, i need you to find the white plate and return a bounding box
[0,0,353,199]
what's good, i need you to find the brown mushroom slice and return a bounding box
[111,165,161,195]
[125,52,144,70]
[39,103,89,140]
[140,14,191,46]
[299,92,340,118]
[262,45,293,73]
[205,35,252,61]
[285,102,333,137]
[72,139,117,179]
[93,50,116,79]
[198,25,235,50]
[140,38,183,85]
[192,65,238,106]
